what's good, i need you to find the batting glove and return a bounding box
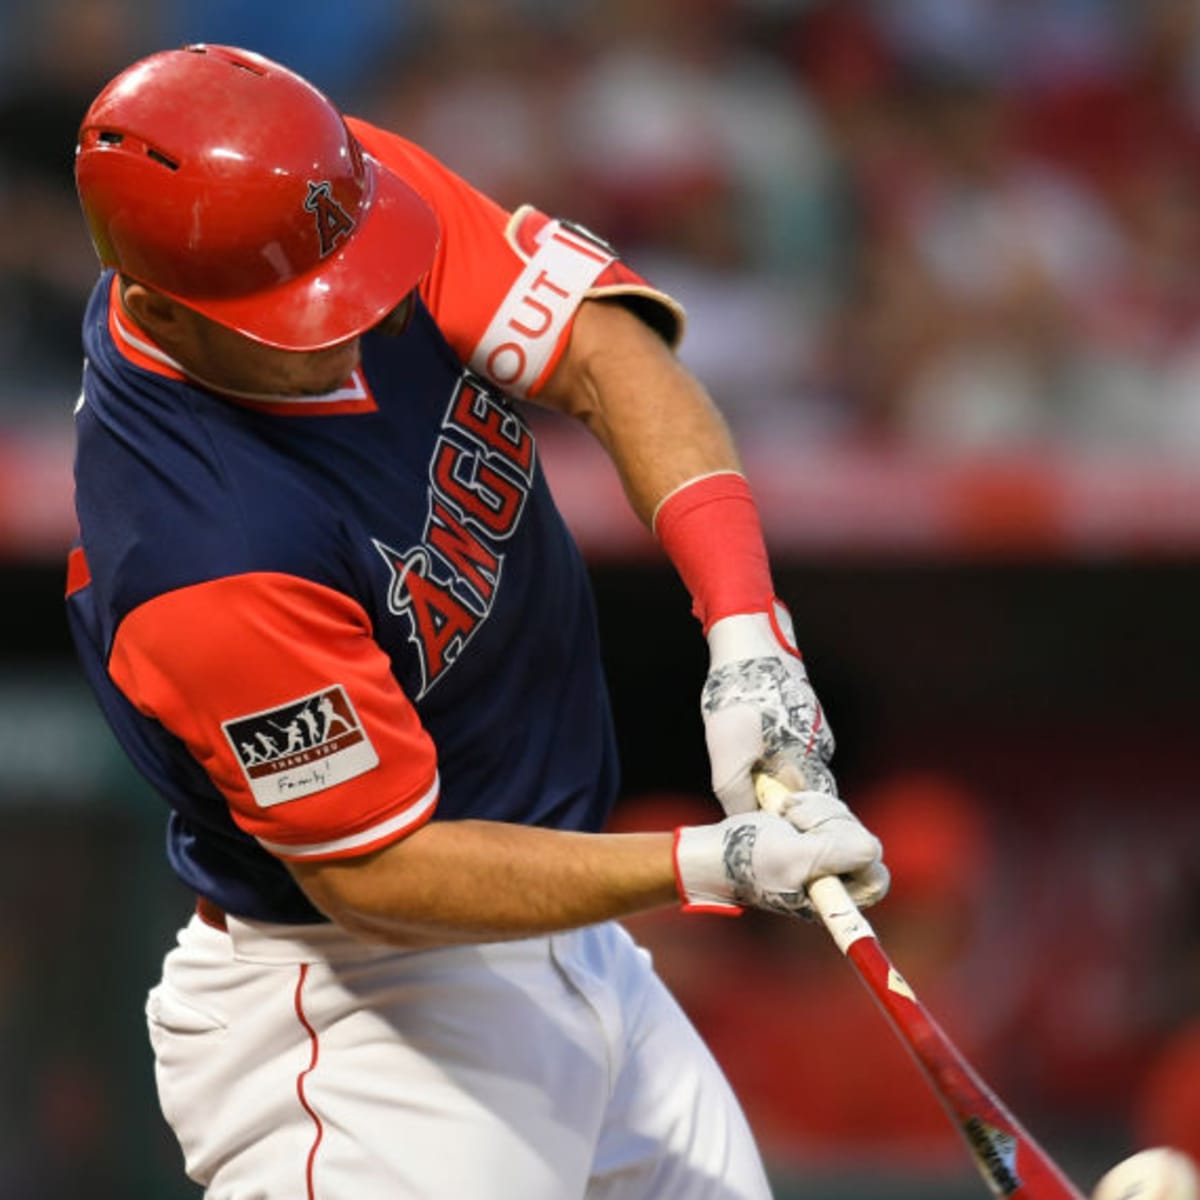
[702,601,837,816]
[673,795,887,917]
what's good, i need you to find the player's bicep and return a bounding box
[108,572,438,862]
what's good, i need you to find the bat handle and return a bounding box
[807,874,876,955]
[752,771,877,955]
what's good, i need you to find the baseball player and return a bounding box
[66,45,889,1199]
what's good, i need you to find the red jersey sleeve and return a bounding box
[348,117,684,397]
[108,572,438,863]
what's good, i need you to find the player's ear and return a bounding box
[119,277,189,337]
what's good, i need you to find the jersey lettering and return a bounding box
[449,377,534,477]
[375,546,481,685]
[374,372,534,697]
[427,499,500,606]
[431,442,525,538]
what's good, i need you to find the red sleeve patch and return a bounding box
[108,572,438,862]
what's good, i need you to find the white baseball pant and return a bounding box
[146,913,775,1199]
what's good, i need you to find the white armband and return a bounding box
[469,212,615,397]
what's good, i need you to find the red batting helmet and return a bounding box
[75,44,439,350]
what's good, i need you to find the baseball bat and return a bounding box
[755,772,1086,1200]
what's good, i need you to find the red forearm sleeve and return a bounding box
[653,471,775,632]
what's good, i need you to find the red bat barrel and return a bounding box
[753,773,1086,1199]
[844,933,1086,1199]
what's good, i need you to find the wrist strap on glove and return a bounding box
[672,827,744,915]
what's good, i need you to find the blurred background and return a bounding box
[3,0,1200,1196]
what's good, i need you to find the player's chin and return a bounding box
[373,292,416,337]
[290,340,361,394]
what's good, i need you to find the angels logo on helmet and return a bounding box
[305,180,357,256]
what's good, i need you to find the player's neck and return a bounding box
[115,290,356,403]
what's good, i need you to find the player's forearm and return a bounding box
[539,299,742,524]
[290,820,679,948]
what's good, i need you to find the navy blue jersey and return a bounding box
[67,273,619,922]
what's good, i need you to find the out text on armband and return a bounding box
[471,214,615,396]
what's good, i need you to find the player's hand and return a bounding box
[673,796,886,917]
[702,602,837,816]
[762,787,890,909]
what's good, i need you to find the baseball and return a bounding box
[1092,1148,1200,1200]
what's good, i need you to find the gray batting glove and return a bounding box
[673,797,887,917]
[702,603,838,815]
